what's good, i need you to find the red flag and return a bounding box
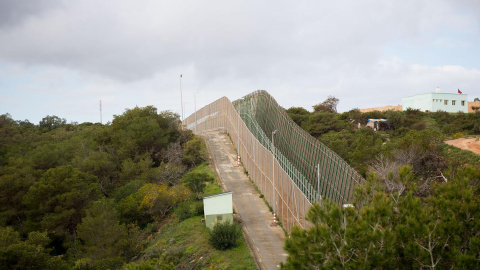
[458,89,462,94]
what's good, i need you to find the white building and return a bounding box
[402,89,468,113]
[203,191,233,230]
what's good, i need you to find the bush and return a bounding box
[182,170,213,199]
[175,202,192,221]
[193,201,204,216]
[182,136,206,166]
[209,221,241,250]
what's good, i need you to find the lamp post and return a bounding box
[272,130,277,214]
[236,107,240,166]
[236,97,245,167]
[179,74,184,125]
[194,91,199,133]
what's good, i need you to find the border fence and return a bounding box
[183,90,365,233]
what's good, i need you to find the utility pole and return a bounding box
[194,91,198,133]
[271,129,278,225]
[179,74,184,125]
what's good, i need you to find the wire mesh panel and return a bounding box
[232,91,365,205]
[183,91,365,233]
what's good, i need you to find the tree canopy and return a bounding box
[0,106,211,268]
[283,99,480,269]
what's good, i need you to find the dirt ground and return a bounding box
[444,137,480,155]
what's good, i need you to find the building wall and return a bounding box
[469,101,480,113]
[205,213,234,230]
[358,104,402,113]
[402,93,468,113]
[203,192,233,230]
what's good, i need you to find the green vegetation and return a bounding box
[0,107,255,269]
[287,100,480,176]
[209,220,242,250]
[282,98,480,269]
[282,165,480,269]
[126,215,255,270]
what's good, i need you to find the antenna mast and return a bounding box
[100,100,103,124]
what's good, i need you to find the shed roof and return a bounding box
[204,191,232,199]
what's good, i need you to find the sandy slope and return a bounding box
[444,137,480,155]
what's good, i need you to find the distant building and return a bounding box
[402,88,468,113]
[359,105,402,113]
[366,119,390,131]
[469,101,480,113]
[203,191,233,230]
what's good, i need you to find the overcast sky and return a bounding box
[1,0,479,124]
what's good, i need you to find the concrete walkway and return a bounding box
[203,131,287,270]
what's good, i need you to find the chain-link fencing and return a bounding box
[183,91,365,233]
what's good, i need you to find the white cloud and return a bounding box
[0,0,479,122]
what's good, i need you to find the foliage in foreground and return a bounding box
[209,220,242,251]
[281,165,480,269]
[126,213,255,269]
[0,107,213,268]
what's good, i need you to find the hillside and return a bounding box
[0,109,255,269]
[281,100,480,269]
[445,137,480,155]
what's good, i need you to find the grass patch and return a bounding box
[439,143,480,168]
[136,215,256,269]
[127,163,256,269]
[204,181,222,196]
[190,163,218,180]
[189,163,223,196]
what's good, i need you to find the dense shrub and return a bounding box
[209,221,241,250]
[175,202,193,221]
[193,201,204,216]
[182,169,214,199]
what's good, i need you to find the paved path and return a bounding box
[203,131,287,270]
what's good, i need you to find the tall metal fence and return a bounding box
[183,91,365,233]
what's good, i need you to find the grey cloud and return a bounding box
[0,0,478,96]
[0,0,61,27]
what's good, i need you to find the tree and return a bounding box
[286,107,310,127]
[303,112,349,138]
[182,136,206,166]
[282,165,480,269]
[119,153,156,185]
[313,96,339,113]
[76,199,132,268]
[0,169,36,230]
[138,183,191,220]
[320,128,384,175]
[385,110,406,130]
[182,170,214,199]
[156,164,186,186]
[39,115,67,131]
[111,106,180,162]
[161,142,183,165]
[0,227,67,270]
[22,166,101,239]
[77,151,118,196]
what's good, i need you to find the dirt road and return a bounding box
[444,137,480,155]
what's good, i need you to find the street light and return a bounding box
[272,130,277,215]
[194,91,199,133]
[179,74,184,125]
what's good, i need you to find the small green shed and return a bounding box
[203,191,233,230]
